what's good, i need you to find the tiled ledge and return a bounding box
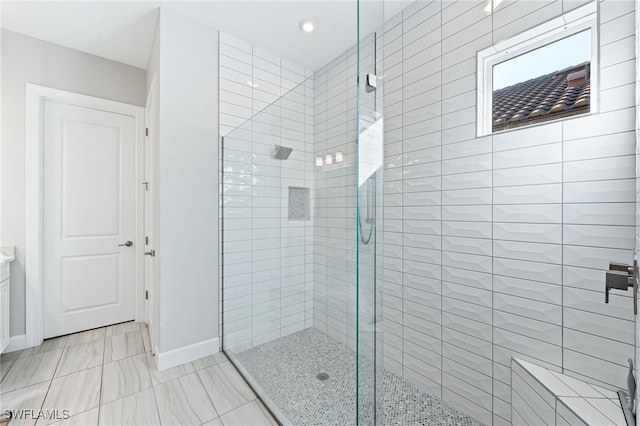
[511,357,626,426]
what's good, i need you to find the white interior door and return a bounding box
[43,100,136,338]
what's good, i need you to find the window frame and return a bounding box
[476,2,598,136]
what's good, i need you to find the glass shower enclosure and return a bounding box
[220,1,385,424]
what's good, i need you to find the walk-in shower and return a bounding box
[220,1,482,423]
[221,0,639,424]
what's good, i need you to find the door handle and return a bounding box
[119,241,133,247]
[145,250,155,257]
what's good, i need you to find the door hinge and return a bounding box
[142,182,149,191]
[145,236,149,245]
[145,128,149,137]
[145,290,149,300]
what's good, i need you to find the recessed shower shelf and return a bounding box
[288,187,310,221]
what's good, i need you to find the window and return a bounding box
[477,2,597,136]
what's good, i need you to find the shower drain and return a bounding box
[316,372,329,381]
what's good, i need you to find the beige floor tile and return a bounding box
[197,361,255,416]
[101,353,151,404]
[105,322,141,337]
[98,389,160,426]
[1,350,22,363]
[104,330,144,363]
[54,340,104,378]
[145,351,195,386]
[65,328,106,347]
[1,357,16,382]
[1,350,63,393]
[1,350,22,381]
[46,408,98,426]
[0,382,50,426]
[0,325,271,426]
[154,372,217,425]
[192,352,228,371]
[219,400,278,426]
[42,366,101,425]
[20,337,68,358]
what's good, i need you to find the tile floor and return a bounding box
[233,328,484,426]
[0,322,277,426]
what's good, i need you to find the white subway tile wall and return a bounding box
[312,46,359,349]
[219,33,315,352]
[312,32,383,355]
[377,1,636,424]
[311,0,636,424]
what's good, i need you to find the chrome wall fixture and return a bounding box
[605,259,638,315]
[274,145,293,160]
[315,152,343,167]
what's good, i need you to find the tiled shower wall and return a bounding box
[635,0,639,415]
[311,36,383,350]
[312,47,359,347]
[312,0,636,424]
[380,1,637,425]
[219,33,315,352]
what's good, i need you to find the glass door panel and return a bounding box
[356,1,384,424]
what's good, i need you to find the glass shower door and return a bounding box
[220,1,386,423]
[356,1,384,423]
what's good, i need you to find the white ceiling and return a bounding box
[1,0,412,71]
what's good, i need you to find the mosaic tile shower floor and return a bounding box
[233,328,484,425]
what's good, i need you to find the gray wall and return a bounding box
[0,29,147,337]
[154,9,219,353]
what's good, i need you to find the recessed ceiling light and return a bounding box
[299,19,315,33]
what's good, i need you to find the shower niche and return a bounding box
[288,186,310,221]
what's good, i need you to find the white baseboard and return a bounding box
[156,337,219,371]
[5,334,27,353]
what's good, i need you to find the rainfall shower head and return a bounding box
[274,145,293,160]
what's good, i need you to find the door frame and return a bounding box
[144,75,158,354]
[25,83,145,347]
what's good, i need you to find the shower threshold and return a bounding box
[231,328,484,425]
